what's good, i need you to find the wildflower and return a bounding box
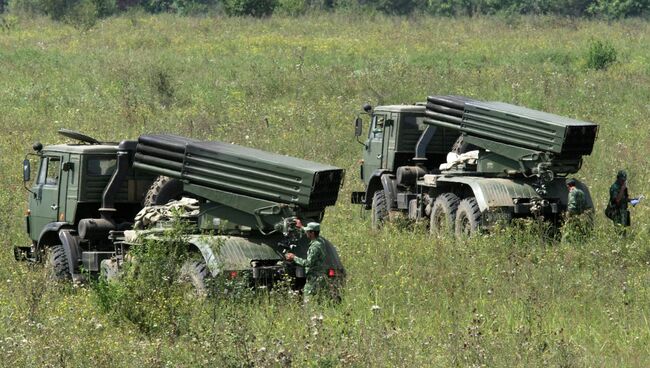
[371,305,381,312]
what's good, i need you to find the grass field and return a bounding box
[1,13,649,367]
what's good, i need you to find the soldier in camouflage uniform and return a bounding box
[566,178,587,215]
[608,170,630,227]
[285,222,326,304]
[562,178,591,243]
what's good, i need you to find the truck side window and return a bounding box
[87,158,117,176]
[37,157,60,186]
[370,115,385,138]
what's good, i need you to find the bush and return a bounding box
[276,0,306,15]
[65,0,99,29]
[587,0,650,19]
[9,0,47,15]
[586,39,617,70]
[93,219,195,335]
[223,0,276,16]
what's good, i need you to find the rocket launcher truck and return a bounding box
[17,129,345,294]
[351,95,598,237]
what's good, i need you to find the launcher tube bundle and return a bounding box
[134,134,343,212]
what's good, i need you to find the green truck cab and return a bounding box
[17,130,346,295]
[352,96,598,237]
[19,135,152,277]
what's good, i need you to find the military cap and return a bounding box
[566,178,577,186]
[303,222,320,232]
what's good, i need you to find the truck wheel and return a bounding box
[455,197,481,238]
[45,245,70,281]
[143,176,184,207]
[371,190,389,230]
[430,193,460,237]
[179,260,209,297]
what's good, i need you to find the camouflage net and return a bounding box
[133,198,199,229]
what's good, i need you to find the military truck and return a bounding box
[351,96,598,237]
[16,129,345,294]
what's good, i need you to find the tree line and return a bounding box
[1,0,649,26]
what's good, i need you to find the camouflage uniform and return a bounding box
[567,187,587,215]
[563,183,591,243]
[293,236,326,301]
[609,179,630,227]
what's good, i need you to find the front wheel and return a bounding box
[371,190,389,230]
[45,245,70,281]
[455,197,481,238]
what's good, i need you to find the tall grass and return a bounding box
[0,14,649,367]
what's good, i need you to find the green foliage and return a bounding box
[587,0,650,19]
[7,0,45,15]
[223,0,276,16]
[93,219,194,335]
[0,14,18,30]
[276,0,306,15]
[586,39,618,70]
[1,14,650,367]
[65,0,98,29]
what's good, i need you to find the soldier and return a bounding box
[566,178,587,215]
[285,222,326,304]
[608,170,631,228]
[563,178,591,243]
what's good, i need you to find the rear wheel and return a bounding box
[430,193,460,237]
[143,176,184,207]
[45,245,70,281]
[371,190,389,230]
[179,260,210,297]
[455,197,481,238]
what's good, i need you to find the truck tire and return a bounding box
[455,197,481,238]
[143,176,184,207]
[179,260,209,297]
[46,245,70,281]
[371,190,389,230]
[430,193,460,237]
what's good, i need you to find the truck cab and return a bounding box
[19,141,153,265]
[354,104,458,207]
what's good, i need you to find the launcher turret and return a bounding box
[424,96,598,179]
[133,134,344,233]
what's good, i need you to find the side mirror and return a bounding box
[22,159,31,182]
[354,117,363,137]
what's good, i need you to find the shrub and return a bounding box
[586,39,617,70]
[276,0,306,15]
[223,0,276,16]
[9,0,47,15]
[587,0,650,19]
[65,0,99,29]
[92,219,195,335]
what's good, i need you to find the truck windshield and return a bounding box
[87,158,116,176]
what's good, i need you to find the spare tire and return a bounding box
[143,176,184,207]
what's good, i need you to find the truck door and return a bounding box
[362,113,387,186]
[28,155,62,241]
